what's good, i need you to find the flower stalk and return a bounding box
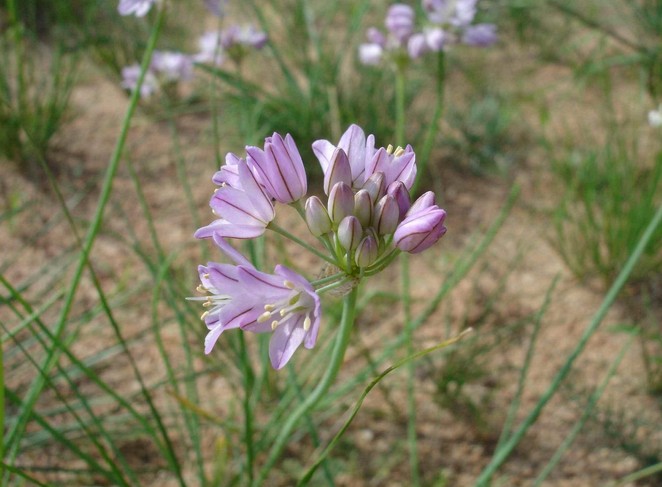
[253,286,359,486]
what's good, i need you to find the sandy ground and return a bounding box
[1,51,661,487]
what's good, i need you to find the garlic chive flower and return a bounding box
[194,237,321,370]
[192,124,448,369]
[118,0,156,17]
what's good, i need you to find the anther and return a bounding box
[386,144,394,154]
[271,320,279,330]
[283,280,296,289]
[394,146,405,157]
[200,311,209,320]
[264,304,275,311]
[303,316,311,331]
[203,273,210,279]
[257,311,272,323]
[196,285,206,294]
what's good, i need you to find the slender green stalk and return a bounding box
[533,336,633,486]
[0,334,4,463]
[413,50,446,194]
[253,286,359,486]
[394,67,406,146]
[495,276,559,451]
[269,223,338,266]
[4,3,166,467]
[609,462,662,487]
[401,253,420,486]
[475,203,662,486]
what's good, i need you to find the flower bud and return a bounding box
[323,148,352,195]
[366,27,386,46]
[355,235,379,268]
[394,207,447,254]
[338,216,363,252]
[362,171,385,202]
[373,195,400,236]
[305,196,332,236]
[386,181,410,220]
[327,182,355,224]
[354,189,373,228]
[408,191,435,215]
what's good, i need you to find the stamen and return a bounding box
[303,316,311,331]
[202,300,212,307]
[196,285,207,294]
[264,304,275,311]
[271,320,279,330]
[200,311,209,320]
[394,146,405,157]
[283,280,296,289]
[203,273,210,279]
[386,144,394,154]
[257,311,272,323]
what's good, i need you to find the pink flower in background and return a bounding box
[120,64,159,98]
[118,0,156,17]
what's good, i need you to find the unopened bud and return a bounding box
[386,181,410,220]
[323,148,352,195]
[305,196,332,236]
[328,182,355,224]
[354,189,373,227]
[373,194,400,235]
[362,171,385,202]
[338,216,362,252]
[355,235,379,267]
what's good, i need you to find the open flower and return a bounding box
[118,0,156,17]
[194,237,321,369]
[195,158,275,239]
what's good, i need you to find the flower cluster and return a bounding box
[359,0,497,66]
[193,125,447,369]
[118,0,265,97]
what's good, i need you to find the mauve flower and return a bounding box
[462,23,497,46]
[221,25,268,50]
[118,0,156,17]
[365,144,417,191]
[151,51,194,81]
[313,124,376,190]
[246,133,307,203]
[195,159,275,240]
[394,191,447,253]
[120,64,159,98]
[452,0,478,27]
[359,43,384,65]
[195,31,225,66]
[195,237,321,370]
[385,4,415,42]
[204,0,226,16]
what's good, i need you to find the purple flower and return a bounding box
[365,144,417,191]
[394,191,447,253]
[195,158,275,240]
[246,133,307,203]
[118,0,156,17]
[120,64,159,98]
[151,51,194,81]
[204,0,226,16]
[462,23,497,46]
[385,4,415,42]
[221,25,268,50]
[359,43,384,65]
[194,32,225,65]
[195,237,321,370]
[313,124,376,190]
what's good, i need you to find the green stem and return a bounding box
[401,253,420,485]
[413,50,446,194]
[394,67,406,146]
[4,7,166,461]
[475,203,662,486]
[0,335,3,463]
[269,223,338,266]
[316,277,354,295]
[253,286,359,486]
